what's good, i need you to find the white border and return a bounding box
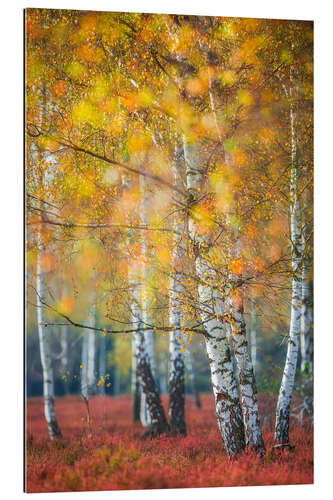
[1,1,332,499]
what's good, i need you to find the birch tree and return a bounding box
[33,83,61,440]
[127,174,169,436]
[168,141,186,435]
[60,326,69,394]
[227,230,265,453]
[275,61,303,445]
[186,350,201,409]
[98,333,106,395]
[36,248,62,440]
[184,138,245,457]
[131,335,141,420]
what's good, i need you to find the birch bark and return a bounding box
[168,141,186,435]
[87,309,96,395]
[131,334,141,420]
[228,306,265,453]
[138,176,159,427]
[126,174,169,435]
[275,76,303,444]
[60,326,69,394]
[249,309,257,374]
[184,138,245,457]
[34,84,61,440]
[36,247,62,440]
[300,264,313,374]
[186,350,201,409]
[81,331,88,400]
[131,277,170,436]
[98,333,106,395]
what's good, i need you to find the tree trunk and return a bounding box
[184,138,245,457]
[275,79,302,445]
[250,312,257,374]
[159,353,168,394]
[131,269,170,436]
[98,333,106,395]
[34,84,61,440]
[138,175,160,427]
[131,334,141,420]
[81,331,89,399]
[168,140,186,435]
[135,329,170,436]
[87,311,96,395]
[169,276,186,435]
[36,248,62,440]
[228,307,265,454]
[300,257,313,374]
[186,350,201,408]
[60,326,69,395]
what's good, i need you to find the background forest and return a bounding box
[25,8,313,492]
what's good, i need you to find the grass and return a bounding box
[25,393,313,492]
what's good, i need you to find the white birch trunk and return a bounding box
[81,331,89,399]
[123,171,167,433]
[168,140,186,435]
[60,326,69,394]
[36,246,62,439]
[169,276,186,434]
[300,253,313,374]
[131,334,141,420]
[98,334,106,395]
[250,314,257,374]
[34,84,61,439]
[138,176,158,427]
[275,82,303,444]
[159,353,168,394]
[184,138,245,456]
[186,350,201,409]
[87,310,96,395]
[128,235,169,434]
[228,308,265,453]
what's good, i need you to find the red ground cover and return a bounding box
[25,393,313,492]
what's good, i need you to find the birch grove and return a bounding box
[26,11,313,464]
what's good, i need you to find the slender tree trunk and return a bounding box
[300,241,313,375]
[122,171,164,430]
[135,329,170,436]
[130,267,170,436]
[186,350,201,408]
[131,334,141,420]
[168,140,186,435]
[87,310,96,395]
[98,334,106,395]
[81,332,89,399]
[81,327,93,436]
[169,276,186,435]
[228,306,265,453]
[34,84,61,440]
[138,175,160,428]
[184,138,245,457]
[60,326,69,395]
[159,353,168,394]
[36,247,62,440]
[275,78,302,445]
[250,310,257,374]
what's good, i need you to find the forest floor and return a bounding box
[26,393,313,492]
